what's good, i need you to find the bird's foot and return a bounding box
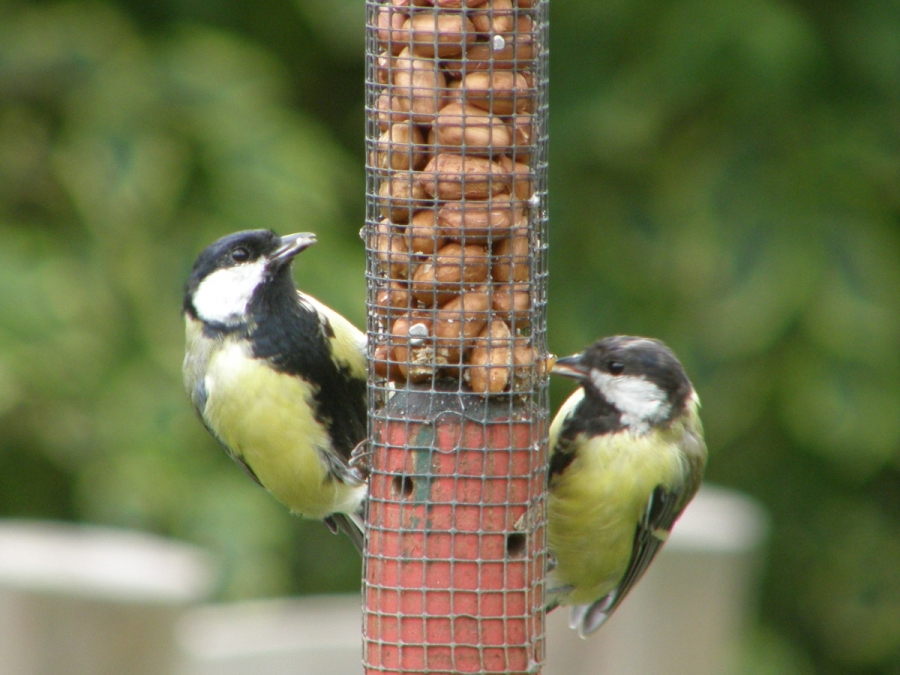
[349,439,373,480]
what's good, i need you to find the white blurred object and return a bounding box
[544,484,769,675]
[175,595,362,675]
[0,520,215,675]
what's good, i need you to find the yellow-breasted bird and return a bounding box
[182,230,367,551]
[547,335,707,636]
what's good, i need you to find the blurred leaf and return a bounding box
[739,626,816,675]
[292,0,365,59]
[780,348,900,479]
[802,223,900,368]
[798,500,900,667]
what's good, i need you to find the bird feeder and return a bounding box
[364,1,550,673]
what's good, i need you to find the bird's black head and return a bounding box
[553,335,694,430]
[184,229,316,327]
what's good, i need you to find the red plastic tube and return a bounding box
[364,390,547,675]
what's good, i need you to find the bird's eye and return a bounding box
[230,247,250,262]
[607,360,625,375]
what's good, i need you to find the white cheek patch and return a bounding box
[590,370,670,433]
[192,260,267,325]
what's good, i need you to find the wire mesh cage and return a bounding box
[363,1,550,672]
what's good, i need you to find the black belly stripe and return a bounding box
[246,276,366,461]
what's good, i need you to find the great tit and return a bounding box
[182,230,368,551]
[546,335,707,636]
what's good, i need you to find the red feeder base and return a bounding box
[364,387,547,675]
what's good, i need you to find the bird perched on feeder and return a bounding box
[546,335,707,636]
[182,229,368,551]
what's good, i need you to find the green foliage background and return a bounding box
[0,0,897,672]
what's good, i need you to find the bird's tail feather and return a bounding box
[570,595,614,638]
[325,511,365,554]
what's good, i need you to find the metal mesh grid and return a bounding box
[363,1,549,672]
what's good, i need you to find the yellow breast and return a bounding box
[548,426,685,605]
[202,338,364,519]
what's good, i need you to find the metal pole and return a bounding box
[363,2,549,672]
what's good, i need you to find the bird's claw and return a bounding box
[349,439,373,480]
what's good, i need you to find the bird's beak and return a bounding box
[551,353,589,379]
[271,232,317,263]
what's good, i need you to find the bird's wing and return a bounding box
[299,293,367,376]
[297,292,368,463]
[227,448,265,487]
[573,430,706,636]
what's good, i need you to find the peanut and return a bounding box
[372,122,426,171]
[373,342,405,381]
[466,320,513,393]
[407,209,447,254]
[433,103,511,154]
[435,0,488,7]
[492,282,531,320]
[418,153,510,200]
[433,291,490,362]
[436,194,520,242]
[511,340,554,392]
[409,242,490,305]
[458,18,535,73]
[374,281,414,319]
[443,16,534,77]
[376,5,409,54]
[376,52,393,85]
[471,0,515,35]
[492,228,529,282]
[397,12,475,59]
[391,315,435,383]
[376,92,410,131]
[499,155,533,200]
[508,114,533,163]
[371,219,411,279]
[460,71,532,116]
[378,172,430,223]
[393,48,447,124]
